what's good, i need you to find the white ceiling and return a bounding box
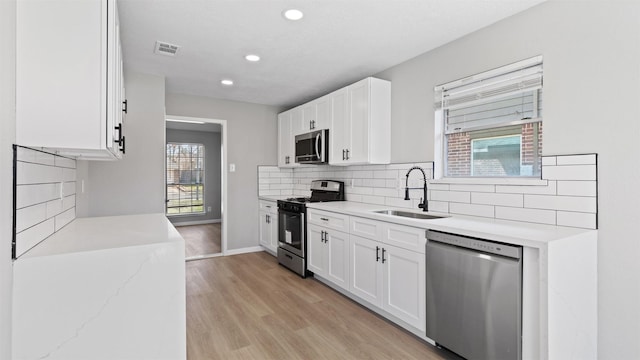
[119,0,545,109]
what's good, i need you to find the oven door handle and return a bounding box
[300,212,306,245]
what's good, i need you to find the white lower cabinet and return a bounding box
[258,200,278,254]
[349,234,426,331]
[381,243,425,331]
[308,223,350,290]
[350,235,383,306]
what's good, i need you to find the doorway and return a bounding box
[165,115,228,261]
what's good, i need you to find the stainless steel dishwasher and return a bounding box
[426,230,522,360]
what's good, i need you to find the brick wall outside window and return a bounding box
[447,122,543,177]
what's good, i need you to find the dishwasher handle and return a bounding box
[426,230,522,260]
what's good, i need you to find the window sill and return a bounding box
[430,177,548,186]
[166,212,207,217]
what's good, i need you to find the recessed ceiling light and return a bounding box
[283,9,304,21]
[245,54,260,62]
[221,79,234,86]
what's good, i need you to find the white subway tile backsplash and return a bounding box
[361,195,386,205]
[15,218,55,255]
[557,181,597,197]
[16,183,59,209]
[449,203,494,218]
[431,190,470,203]
[62,182,76,197]
[17,147,55,165]
[524,194,597,213]
[472,192,524,207]
[541,156,557,166]
[45,199,63,219]
[496,181,556,195]
[14,147,77,258]
[556,211,597,229]
[449,184,496,193]
[256,154,598,230]
[15,203,47,233]
[373,187,400,197]
[495,207,556,225]
[54,156,76,169]
[428,201,449,213]
[556,154,596,166]
[16,162,64,185]
[542,165,596,181]
[429,183,450,191]
[55,208,75,231]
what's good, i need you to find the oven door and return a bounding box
[278,208,305,258]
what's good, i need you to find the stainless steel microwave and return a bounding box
[295,129,328,164]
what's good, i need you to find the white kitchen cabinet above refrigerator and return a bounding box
[16,0,127,160]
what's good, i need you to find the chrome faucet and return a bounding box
[404,166,428,212]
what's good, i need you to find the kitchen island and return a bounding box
[12,213,186,360]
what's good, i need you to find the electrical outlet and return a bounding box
[207,206,212,212]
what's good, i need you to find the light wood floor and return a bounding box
[186,251,460,360]
[176,223,221,257]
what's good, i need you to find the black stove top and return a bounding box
[278,180,345,209]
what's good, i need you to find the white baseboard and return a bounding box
[172,218,221,227]
[224,246,264,256]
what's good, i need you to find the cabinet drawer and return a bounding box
[259,200,277,214]
[381,223,426,253]
[308,209,349,232]
[350,216,383,240]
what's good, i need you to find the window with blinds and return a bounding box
[435,56,543,177]
[166,143,205,215]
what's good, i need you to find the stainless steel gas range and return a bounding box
[277,180,345,277]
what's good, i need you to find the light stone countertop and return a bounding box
[306,201,595,248]
[258,195,290,202]
[19,213,183,259]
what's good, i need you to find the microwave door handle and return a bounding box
[315,133,321,159]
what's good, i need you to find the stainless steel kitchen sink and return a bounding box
[372,210,447,220]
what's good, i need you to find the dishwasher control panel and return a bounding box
[426,230,522,259]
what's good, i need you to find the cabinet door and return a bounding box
[382,244,426,331]
[307,224,326,276]
[291,107,306,136]
[347,78,370,164]
[325,230,349,291]
[269,214,279,253]
[315,95,331,130]
[350,235,383,307]
[329,88,349,165]
[259,211,271,248]
[302,102,317,132]
[278,112,294,167]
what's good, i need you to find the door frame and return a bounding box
[165,115,228,258]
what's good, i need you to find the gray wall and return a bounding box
[79,72,167,217]
[375,1,640,358]
[166,129,222,223]
[0,0,16,357]
[165,94,279,250]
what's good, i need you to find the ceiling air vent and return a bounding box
[154,41,180,56]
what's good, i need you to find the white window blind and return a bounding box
[435,56,543,134]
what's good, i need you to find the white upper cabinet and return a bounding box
[330,77,391,165]
[277,111,298,168]
[276,77,390,168]
[16,0,126,160]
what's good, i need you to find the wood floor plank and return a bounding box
[186,252,460,360]
[176,223,221,257]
